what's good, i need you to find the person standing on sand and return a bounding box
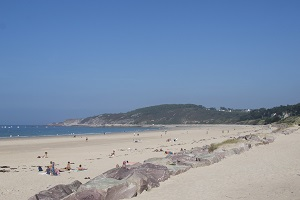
[86,137,88,142]
[50,161,57,175]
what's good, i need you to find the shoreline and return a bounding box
[0,123,251,140]
[0,125,163,140]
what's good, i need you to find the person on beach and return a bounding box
[110,150,115,157]
[55,168,60,175]
[77,164,87,171]
[65,161,71,170]
[38,166,43,172]
[165,151,173,155]
[49,161,58,175]
[42,152,48,158]
[49,161,53,169]
[46,166,50,175]
[86,137,88,142]
[122,161,127,168]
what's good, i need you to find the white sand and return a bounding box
[0,125,299,200]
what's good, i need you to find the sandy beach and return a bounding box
[0,125,299,200]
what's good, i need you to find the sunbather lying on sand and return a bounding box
[165,150,173,155]
[77,164,87,171]
[109,150,115,157]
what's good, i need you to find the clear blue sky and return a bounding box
[1,1,299,124]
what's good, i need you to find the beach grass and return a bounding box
[208,138,240,152]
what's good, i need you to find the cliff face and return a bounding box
[52,115,135,127]
[79,114,135,126]
[61,119,82,126]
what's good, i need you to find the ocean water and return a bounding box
[0,125,158,138]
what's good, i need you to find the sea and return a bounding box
[0,125,158,138]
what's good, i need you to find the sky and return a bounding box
[0,1,300,125]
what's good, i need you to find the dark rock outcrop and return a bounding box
[64,163,170,200]
[144,157,191,175]
[29,180,82,200]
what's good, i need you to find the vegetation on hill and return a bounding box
[239,103,300,125]
[52,103,300,126]
[126,104,246,124]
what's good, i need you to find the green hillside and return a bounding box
[53,103,300,126]
[126,104,246,124]
[239,103,300,125]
